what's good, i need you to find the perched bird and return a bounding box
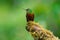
[26,8,34,22]
[25,8,59,40]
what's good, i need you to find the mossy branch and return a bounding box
[26,21,60,40]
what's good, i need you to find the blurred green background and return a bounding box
[0,0,60,40]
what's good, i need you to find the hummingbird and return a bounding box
[26,8,34,22]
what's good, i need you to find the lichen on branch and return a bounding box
[26,21,60,40]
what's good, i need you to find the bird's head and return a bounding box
[26,8,32,13]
